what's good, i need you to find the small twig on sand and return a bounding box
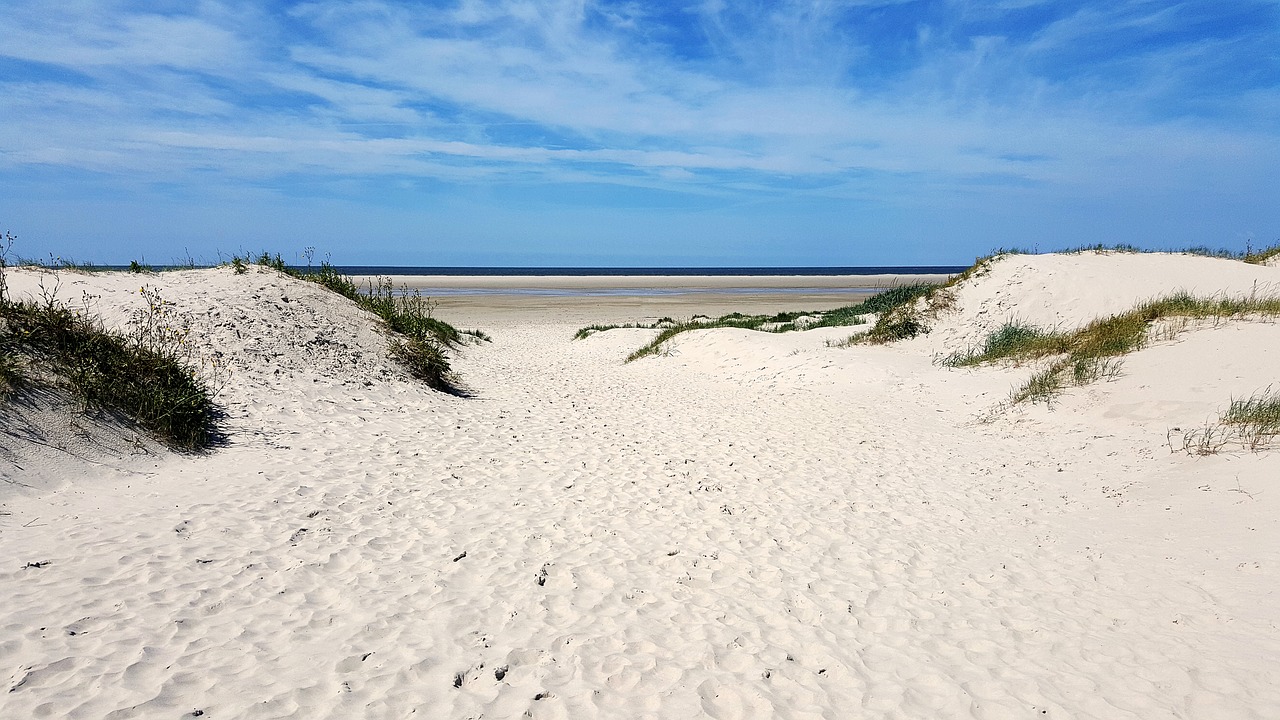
[1228,476,1258,501]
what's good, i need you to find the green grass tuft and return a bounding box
[0,351,24,398]
[576,283,926,361]
[0,295,222,451]
[1009,366,1065,405]
[1221,387,1280,449]
[948,292,1280,405]
[1243,242,1280,266]
[943,323,1058,367]
[1181,387,1280,454]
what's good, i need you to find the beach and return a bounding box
[364,273,953,327]
[2,254,1279,719]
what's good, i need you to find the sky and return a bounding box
[1,0,1278,266]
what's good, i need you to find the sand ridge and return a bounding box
[1,254,1278,719]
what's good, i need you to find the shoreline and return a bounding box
[351,273,956,326]
[365,272,953,292]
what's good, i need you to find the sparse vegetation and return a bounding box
[0,352,23,398]
[1244,242,1280,266]
[1,232,224,450]
[1220,389,1280,451]
[943,322,1056,367]
[1180,387,1280,454]
[1,289,223,450]
[574,280,941,361]
[858,257,1008,344]
[946,292,1280,405]
[573,322,658,340]
[862,243,1280,347]
[232,250,486,392]
[1014,241,1280,263]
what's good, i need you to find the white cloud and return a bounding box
[0,0,1276,219]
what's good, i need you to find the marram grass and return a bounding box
[0,295,222,451]
[1180,386,1280,455]
[578,285,926,362]
[947,292,1280,405]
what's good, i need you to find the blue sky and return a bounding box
[1,0,1277,266]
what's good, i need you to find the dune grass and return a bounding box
[574,280,960,360]
[574,323,643,340]
[1031,241,1280,262]
[942,323,1055,367]
[1244,243,1280,265]
[0,287,223,451]
[855,257,1006,344]
[236,251,486,392]
[1221,388,1280,448]
[857,242,1280,347]
[1180,387,1280,455]
[574,290,930,362]
[944,292,1280,404]
[0,352,22,398]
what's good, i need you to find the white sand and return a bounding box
[2,255,1278,719]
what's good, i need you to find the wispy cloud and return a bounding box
[1,0,1276,262]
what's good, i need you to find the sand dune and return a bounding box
[2,254,1278,719]
[905,251,1280,357]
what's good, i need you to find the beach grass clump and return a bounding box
[858,252,1030,345]
[861,277,972,344]
[863,310,929,343]
[0,352,23,398]
[953,292,1280,405]
[1181,387,1280,454]
[389,337,453,390]
[943,322,1059,367]
[577,282,925,360]
[1221,387,1280,445]
[0,287,222,451]
[1243,242,1280,266]
[625,322,706,362]
[574,322,653,340]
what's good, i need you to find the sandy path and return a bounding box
[3,290,1278,719]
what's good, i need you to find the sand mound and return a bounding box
[5,265,408,388]
[904,251,1280,356]
[1,265,434,491]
